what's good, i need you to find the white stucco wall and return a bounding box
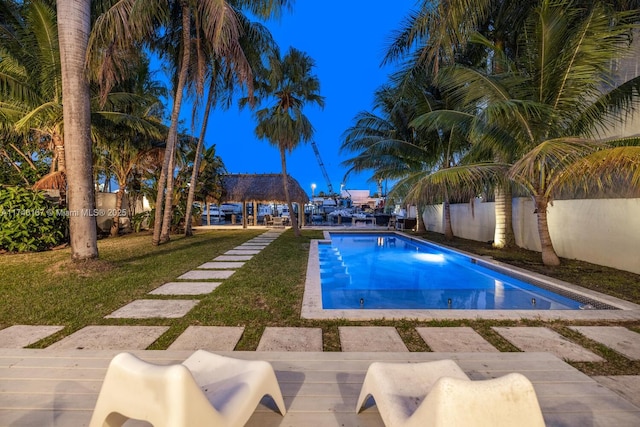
[421,198,640,274]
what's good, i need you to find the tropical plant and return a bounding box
[250,47,325,237]
[0,186,67,252]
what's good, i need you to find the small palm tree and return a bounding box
[250,47,324,236]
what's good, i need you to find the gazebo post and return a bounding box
[299,202,304,227]
[253,201,257,226]
[242,201,247,229]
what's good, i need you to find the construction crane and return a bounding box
[310,140,335,195]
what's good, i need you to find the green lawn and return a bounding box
[1,228,638,376]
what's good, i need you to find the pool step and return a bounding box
[319,247,351,285]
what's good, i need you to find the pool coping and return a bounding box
[300,231,640,321]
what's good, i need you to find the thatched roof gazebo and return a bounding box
[220,173,310,227]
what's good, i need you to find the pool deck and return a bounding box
[302,232,640,321]
[2,349,639,427]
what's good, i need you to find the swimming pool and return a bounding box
[319,233,606,310]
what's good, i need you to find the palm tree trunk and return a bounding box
[493,184,515,248]
[415,203,425,232]
[53,134,65,172]
[56,0,98,260]
[534,195,560,266]
[443,186,453,240]
[160,147,177,242]
[185,77,215,236]
[443,200,453,239]
[110,188,124,237]
[279,147,300,236]
[153,2,191,245]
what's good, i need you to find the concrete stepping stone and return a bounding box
[569,326,640,360]
[178,270,235,280]
[0,325,64,348]
[168,326,244,351]
[47,325,169,350]
[149,282,222,295]
[493,326,604,362]
[339,326,408,352]
[593,376,640,408]
[257,327,323,351]
[416,327,498,352]
[237,244,267,249]
[214,255,253,261]
[225,249,261,255]
[197,261,245,269]
[105,299,199,319]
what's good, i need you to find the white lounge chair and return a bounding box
[356,359,545,427]
[89,350,286,427]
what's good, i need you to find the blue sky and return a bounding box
[181,1,415,197]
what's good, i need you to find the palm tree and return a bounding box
[90,0,290,245]
[250,47,325,237]
[56,0,98,259]
[416,0,640,265]
[183,15,278,236]
[386,0,542,249]
[341,77,437,233]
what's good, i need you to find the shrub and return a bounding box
[0,187,68,252]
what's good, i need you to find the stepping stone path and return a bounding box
[27,230,281,350]
[493,326,604,362]
[101,230,284,323]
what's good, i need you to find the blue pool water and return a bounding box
[320,233,583,310]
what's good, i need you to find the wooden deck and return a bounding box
[1,349,639,426]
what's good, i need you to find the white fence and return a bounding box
[422,198,640,275]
